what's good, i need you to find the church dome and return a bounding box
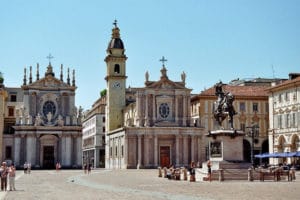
[108,38,124,49]
[107,20,125,50]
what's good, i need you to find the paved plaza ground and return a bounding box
[0,169,299,200]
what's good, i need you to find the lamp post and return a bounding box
[246,124,259,167]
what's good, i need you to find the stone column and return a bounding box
[144,134,149,167]
[20,135,26,165]
[36,135,40,167]
[65,135,72,166]
[197,136,202,163]
[154,134,158,167]
[152,94,156,123]
[13,136,21,167]
[183,135,188,165]
[176,135,180,166]
[124,136,128,168]
[76,136,82,167]
[187,96,191,126]
[137,134,142,168]
[26,135,36,166]
[182,96,187,126]
[191,135,195,162]
[175,95,179,124]
[144,94,150,126]
[61,137,66,166]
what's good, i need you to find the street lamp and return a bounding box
[246,124,259,167]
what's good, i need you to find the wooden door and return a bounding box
[160,146,170,168]
[43,146,54,169]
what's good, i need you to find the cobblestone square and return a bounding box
[1,169,300,200]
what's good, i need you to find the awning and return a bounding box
[255,151,300,158]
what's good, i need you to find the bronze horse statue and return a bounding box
[213,82,237,129]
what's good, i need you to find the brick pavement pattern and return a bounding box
[1,169,300,200]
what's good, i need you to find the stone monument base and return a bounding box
[195,129,249,181]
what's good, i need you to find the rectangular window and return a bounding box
[102,116,105,123]
[279,94,282,103]
[292,113,296,128]
[10,94,17,102]
[102,127,105,133]
[239,102,246,112]
[8,107,14,117]
[253,103,258,112]
[285,92,289,101]
[286,114,290,128]
[115,146,118,157]
[5,146,12,159]
[278,115,282,129]
[121,145,124,157]
[110,147,112,157]
[293,92,297,101]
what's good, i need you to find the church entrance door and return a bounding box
[43,146,54,169]
[160,146,170,168]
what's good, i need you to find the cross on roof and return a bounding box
[46,53,54,63]
[159,56,167,66]
[113,19,118,28]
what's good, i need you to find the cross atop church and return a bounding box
[159,56,167,66]
[46,53,54,63]
[113,19,118,28]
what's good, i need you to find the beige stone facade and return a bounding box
[2,63,82,168]
[105,23,205,169]
[267,74,300,165]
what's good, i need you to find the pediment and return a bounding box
[24,76,72,89]
[145,79,186,90]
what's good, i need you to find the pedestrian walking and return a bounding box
[88,163,92,174]
[8,163,16,191]
[0,162,9,191]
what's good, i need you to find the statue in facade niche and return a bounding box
[213,81,237,129]
[57,115,64,126]
[34,113,43,126]
[47,112,52,123]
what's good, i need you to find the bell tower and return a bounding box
[105,20,127,131]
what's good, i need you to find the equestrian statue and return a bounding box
[213,81,237,129]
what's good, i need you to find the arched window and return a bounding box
[114,64,120,74]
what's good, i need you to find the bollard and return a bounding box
[163,167,167,178]
[158,167,162,177]
[183,168,187,181]
[248,167,254,181]
[218,169,224,182]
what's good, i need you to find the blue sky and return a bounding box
[1,0,300,109]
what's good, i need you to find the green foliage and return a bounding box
[100,89,107,97]
[0,71,3,83]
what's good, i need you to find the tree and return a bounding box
[100,89,107,97]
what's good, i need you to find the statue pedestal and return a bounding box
[206,129,245,161]
[197,130,250,181]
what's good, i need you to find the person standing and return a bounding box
[207,160,212,182]
[8,163,16,191]
[23,162,28,174]
[1,162,9,191]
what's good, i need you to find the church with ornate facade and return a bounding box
[2,61,82,169]
[104,22,205,169]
